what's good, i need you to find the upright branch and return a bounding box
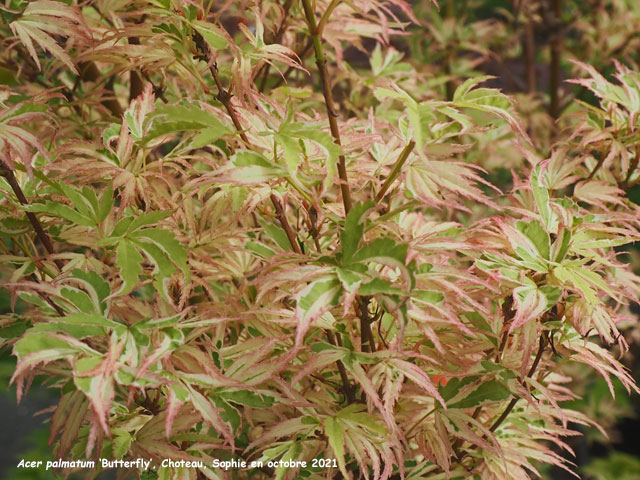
[194,31,250,147]
[193,28,355,399]
[300,0,352,214]
[299,0,376,353]
[1,166,65,316]
[1,166,62,271]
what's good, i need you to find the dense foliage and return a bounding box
[1,0,639,479]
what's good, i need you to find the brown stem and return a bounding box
[376,141,415,202]
[326,330,355,403]
[140,71,168,103]
[1,167,63,271]
[129,34,145,102]
[586,151,605,181]
[452,333,548,469]
[299,0,376,354]
[193,30,307,260]
[489,333,547,433]
[356,297,376,353]
[271,194,302,254]
[300,0,352,214]
[1,167,65,316]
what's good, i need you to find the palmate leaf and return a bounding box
[294,276,342,346]
[144,102,231,146]
[11,332,100,400]
[452,76,531,143]
[406,158,496,209]
[104,211,190,301]
[277,122,343,192]
[511,281,561,332]
[324,417,347,478]
[0,100,50,176]
[9,0,88,73]
[74,355,116,434]
[115,239,143,296]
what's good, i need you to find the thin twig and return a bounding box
[271,194,302,254]
[326,330,355,403]
[489,333,547,433]
[300,0,352,214]
[193,27,356,403]
[1,167,63,271]
[452,332,548,468]
[300,0,378,354]
[376,141,416,202]
[1,166,65,316]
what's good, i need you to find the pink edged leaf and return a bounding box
[390,359,446,408]
[294,276,342,347]
[186,384,235,449]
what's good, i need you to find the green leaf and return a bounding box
[439,376,480,402]
[192,20,228,50]
[131,228,189,278]
[359,277,405,296]
[341,201,374,263]
[228,150,285,183]
[324,417,347,477]
[413,289,444,305]
[517,220,550,260]
[349,238,411,288]
[279,122,343,191]
[531,165,557,233]
[295,277,342,345]
[297,278,341,319]
[25,202,95,227]
[131,239,177,301]
[449,380,511,409]
[70,270,110,315]
[275,442,303,480]
[13,332,83,357]
[97,187,114,223]
[553,228,572,263]
[145,103,230,144]
[133,314,181,330]
[220,389,275,408]
[115,239,143,295]
[112,211,172,237]
[60,287,94,314]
